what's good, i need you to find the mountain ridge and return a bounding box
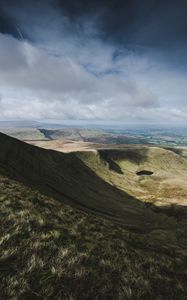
[0,131,179,232]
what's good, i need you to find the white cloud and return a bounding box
[0,32,187,123]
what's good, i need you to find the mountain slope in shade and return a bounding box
[0,132,187,299]
[0,174,186,300]
[77,147,187,208]
[0,132,178,232]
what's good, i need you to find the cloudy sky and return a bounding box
[0,0,187,123]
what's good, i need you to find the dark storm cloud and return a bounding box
[54,0,187,52]
[0,10,18,37]
[0,0,187,122]
[1,0,187,67]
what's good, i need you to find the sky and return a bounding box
[0,0,187,124]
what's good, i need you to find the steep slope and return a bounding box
[0,132,175,232]
[77,147,187,207]
[0,132,187,299]
[0,174,186,300]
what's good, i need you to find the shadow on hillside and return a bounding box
[0,132,182,232]
[99,148,149,164]
[98,148,149,174]
[145,202,187,222]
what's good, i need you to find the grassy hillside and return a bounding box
[77,147,187,207]
[0,132,187,299]
[0,174,187,300]
[39,128,106,141]
[0,127,147,144]
[0,132,176,232]
[0,128,47,141]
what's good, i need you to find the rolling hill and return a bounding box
[78,147,187,208]
[0,132,179,231]
[0,132,187,299]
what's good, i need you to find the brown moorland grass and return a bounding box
[0,132,187,299]
[0,175,187,300]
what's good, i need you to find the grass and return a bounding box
[0,174,187,300]
[0,128,47,141]
[0,132,187,299]
[77,147,187,207]
[0,132,177,231]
